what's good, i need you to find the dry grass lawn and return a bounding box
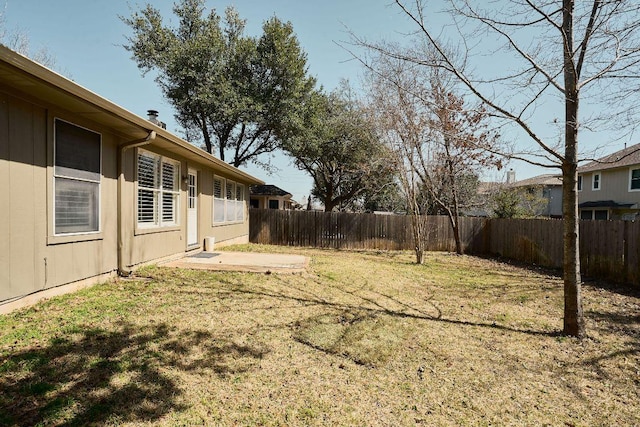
[0,245,638,426]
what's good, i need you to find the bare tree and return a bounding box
[0,6,56,68]
[354,0,640,337]
[367,47,502,258]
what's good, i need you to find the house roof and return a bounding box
[0,45,263,185]
[250,184,292,197]
[509,174,562,188]
[578,143,640,174]
[476,181,503,194]
[579,200,637,209]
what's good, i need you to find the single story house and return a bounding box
[249,184,293,210]
[577,143,640,220]
[0,45,263,312]
[508,173,563,218]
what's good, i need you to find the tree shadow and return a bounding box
[0,321,267,426]
[210,275,559,340]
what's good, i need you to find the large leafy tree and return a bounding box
[122,0,316,169]
[285,87,394,212]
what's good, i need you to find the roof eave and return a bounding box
[0,45,264,185]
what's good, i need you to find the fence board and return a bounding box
[249,209,639,286]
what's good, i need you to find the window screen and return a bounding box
[54,119,101,234]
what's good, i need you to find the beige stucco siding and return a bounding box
[0,91,252,303]
[0,92,119,303]
[118,145,250,270]
[119,145,186,269]
[579,168,640,204]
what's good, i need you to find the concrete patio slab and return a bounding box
[161,251,309,273]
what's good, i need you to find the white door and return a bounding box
[187,170,198,246]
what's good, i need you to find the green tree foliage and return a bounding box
[492,187,549,219]
[122,0,316,168]
[285,87,394,212]
[492,188,524,219]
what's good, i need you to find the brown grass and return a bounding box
[0,245,638,426]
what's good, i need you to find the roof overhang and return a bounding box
[0,44,263,185]
[579,200,637,209]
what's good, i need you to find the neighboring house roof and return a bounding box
[250,185,292,197]
[579,200,637,209]
[0,45,263,185]
[477,181,502,194]
[509,174,562,188]
[578,143,640,173]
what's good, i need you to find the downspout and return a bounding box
[117,130,156,276]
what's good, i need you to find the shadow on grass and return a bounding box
[211,275,559,338]
[0,322,267,426]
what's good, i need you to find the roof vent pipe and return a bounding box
[147,109,166,129]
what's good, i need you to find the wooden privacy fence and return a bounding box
[249,209,640,286]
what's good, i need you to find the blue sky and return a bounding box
[4,0,419,204]
[2,0,595,203]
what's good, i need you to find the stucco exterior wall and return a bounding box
[579,168,640,204]
[1,90,252,306]
[0,92,119,303]
[117,142,250,270]
[548,187,563,217]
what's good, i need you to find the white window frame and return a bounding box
[629,167,640,192]
[213,176,245,224]
[53,118,101,236]
[577,175,582,192]
[592,172,601,191]
[136,149,181,229]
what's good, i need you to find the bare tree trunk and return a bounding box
[446,211,463,255]
[562,0,585,337]
[410,208,426,264]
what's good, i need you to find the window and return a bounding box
[592,173,601,190]
[137,150,180,228]
[581,209,609,220]
[630,168,640,191]
[213,177,244,223]
[188,173,196,209]
[269,199,279,209]
[54,119,101,235]
[226,180,236,219]
[235,184,245,221]
[577,175,582,191]
[594,210,608,220]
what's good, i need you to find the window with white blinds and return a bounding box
[54,119,101,235]
[213,177,244,223]
[235,184,244,221]
[213,177,226,223]
[137,150,180,228]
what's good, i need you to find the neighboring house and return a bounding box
[577,143,640,220]
[463,181,502,217]
[249,184,293,210]
[508,174,563,218]
[0,45,263,312]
